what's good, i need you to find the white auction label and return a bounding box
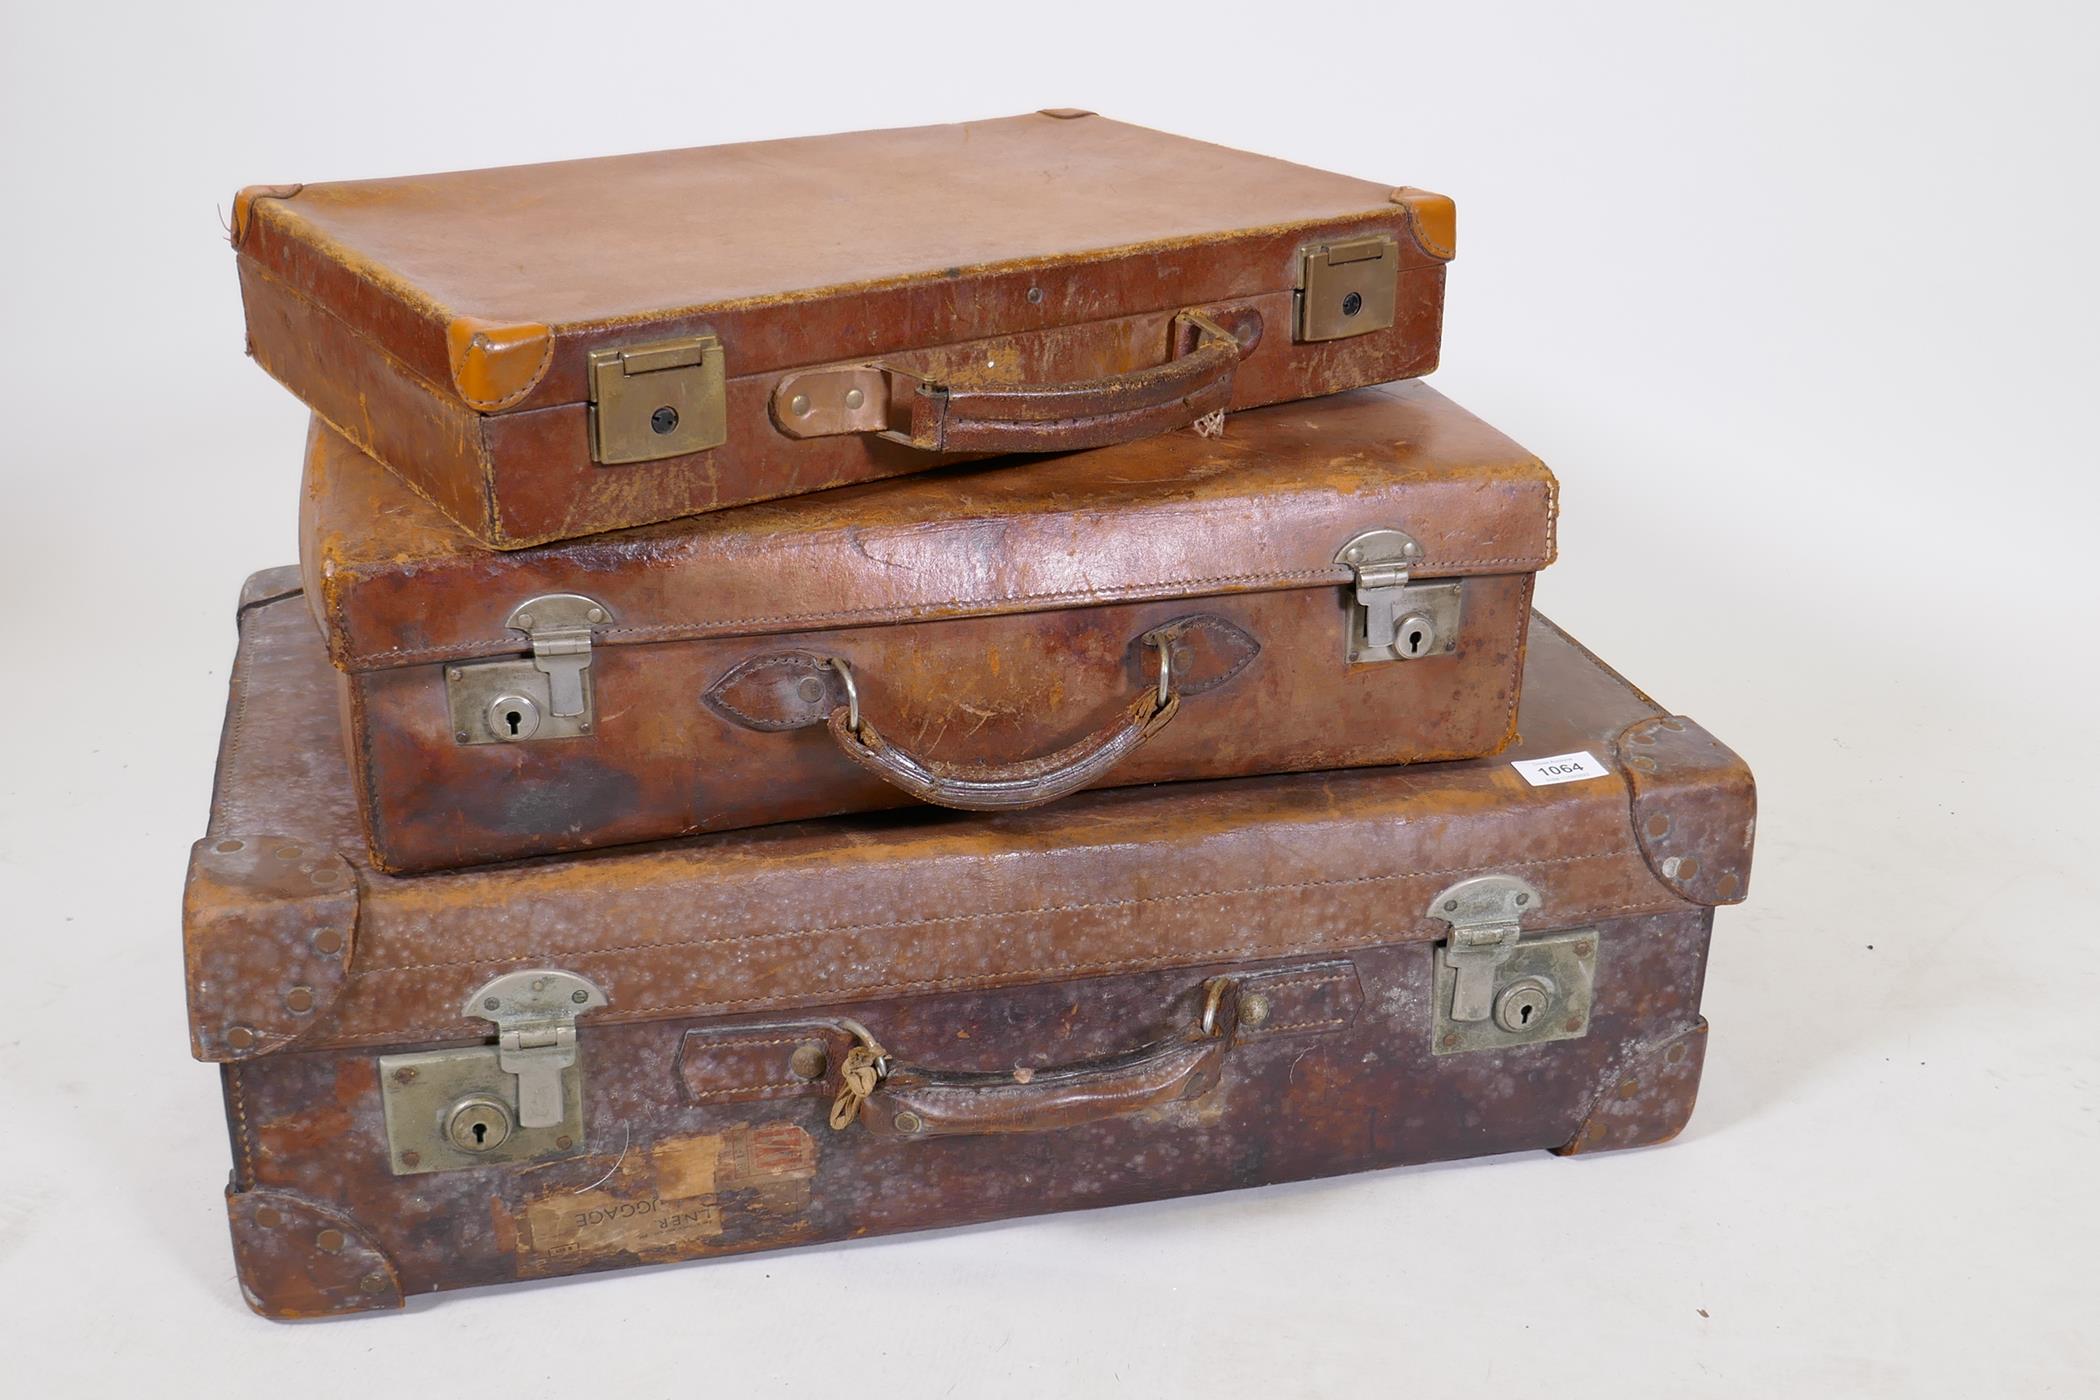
[1511,751,1610,786]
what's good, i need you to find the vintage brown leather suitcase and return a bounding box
[300,381,1556,873]
[235,110,1456,548]
[187,571,1754,1319]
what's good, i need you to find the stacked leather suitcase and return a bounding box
[188,112,1755,1318]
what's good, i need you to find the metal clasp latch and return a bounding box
[470,970,608,1128]
[1296,233,1399,342]
[588,333,729,465]
[378,968,609,1175]
[1335,528,1462,663]
[1428,875,1540,1023]
[446,593,613,744]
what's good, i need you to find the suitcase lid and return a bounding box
[303,381,1557,674]
[185,580,1755,1063]
[233,112,1454,416]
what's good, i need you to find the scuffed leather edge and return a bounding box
[1556,1018,1709,1155]
[184,836,358,1062]
[226,1186,403,1320]
[446,315,555,412]
[1390,187,1457,261]
[237,566,305,623]
[229,184,304,247]
[1615,717,1756,906]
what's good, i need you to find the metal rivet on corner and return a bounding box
[1240,993,1272,1028]
[312,928,344,956]
[1659,719,1685,732]
[359,1273,390,1295]
[455,730,471,743]
[400,1150,421,1168]
[555,1136,574,1151]
[311,868,339,887]
[274,844,302,861]
[1667,1043,1688,1064]
[253,1206,283,1229]
[578,721,592,733]
[393,1066,418,1085]
[315,1228,346,1253]
[215,839,244,854]
[1439,1031,1459,1050]
[1574,940,1593,957]
[1717,873,1741,899]
[1676,857,1701,880]
[1618,1080,1640,1100]
[1646,814,1672,838]
[1563,1017,1582,1033]
[893,1111,923,1135]
[448,668,464,681]
[284,986,315,1014]
[225,1025,256,1051]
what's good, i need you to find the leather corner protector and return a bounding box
[1616,716,1756,906]
[1389,187,1457,261]
[230,184,303,247]
[1556,1019,1708,1156]
[1037,108,1097,120]
[703,651,841,731]
[1137,614,1261,698]
[226,1187,403,1319]
[185,836,358,1062]
[676,1021,858,1107]
[445,316,554,411]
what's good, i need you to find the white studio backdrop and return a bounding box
[1,1,2094,1394]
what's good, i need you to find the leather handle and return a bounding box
[770,310,1255,454]
[909,311,1244,453]
[845,980,1243,1139]
[822,646,1180,812]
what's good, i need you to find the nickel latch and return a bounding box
[1335,529,1463,663]
[446,593,613,744]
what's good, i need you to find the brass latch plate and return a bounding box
[1296,234,1399,342]
[588,334,728,465]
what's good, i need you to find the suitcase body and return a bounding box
[187,574,1754,1319]
[303,382,1557,873]
[235,111,1456,548]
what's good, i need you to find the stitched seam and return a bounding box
[1262,1014,1351,1035]
[311,896,1689,1047]
[688,1081,818,1103]
[339,561,1552,670]
[358,846,1642,975]
[229,1066,256,1189]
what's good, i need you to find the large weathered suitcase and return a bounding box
[235,110,1456,548]
[186,572,1753,1319]
[300,381,1555,873]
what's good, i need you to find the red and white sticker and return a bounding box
[1511,751,1610,786]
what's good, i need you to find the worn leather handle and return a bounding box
[910,311,1243,453]
[845,980,1242,1139]
[771,310,1254,454]
[824,652,1181,812]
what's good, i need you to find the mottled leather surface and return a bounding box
[187,586,1752,1060]
[198,581,1748,1316]
[236,113,1454,546]
[303,382,1557,870]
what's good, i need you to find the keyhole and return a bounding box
[471,1120,488,1145]
[650,405,680,435]
[1342,291,1364,317]
[1406,628,1424,654]
[1519,1003,1534,1026]
[505,710,522,735]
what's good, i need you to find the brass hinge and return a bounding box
[588,333,728,465]
[1334,529,1462,663]
[1296,234,1399,342]
[446,594,613,745]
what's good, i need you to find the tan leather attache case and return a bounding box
[300,382,1555,872]
[235,110,1456,548]
[187,572,1753,1318]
